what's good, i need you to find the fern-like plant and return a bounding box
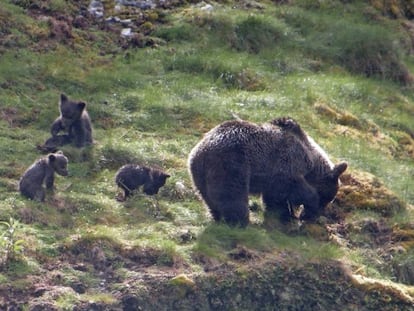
[0,217,25,268]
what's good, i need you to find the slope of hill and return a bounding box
[0,0,413,309]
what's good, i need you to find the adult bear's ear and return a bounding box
[332,162,347,179]
[77,102,86,111]
[48,154,57,162]
[161,173,170,181]
[60,93,68,102]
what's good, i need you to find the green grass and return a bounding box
[0,0,413,307]
[194,223,343,261]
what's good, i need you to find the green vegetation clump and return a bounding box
[232,15,289,53]
[280,6,412,84]
[310,21,410,83]
[0,218,25,268]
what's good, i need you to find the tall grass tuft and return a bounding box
[313,22,410,83]
[162,50,266,90]
[232,15,288,53]
[153,23,199,42]
[281,7,411,84]
[311,25,408,82]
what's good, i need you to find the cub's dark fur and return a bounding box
[19,151,69,201]
[115,164,170,200]
[49,93,93,148]
[37,134,71,153]
[188,117,347,226]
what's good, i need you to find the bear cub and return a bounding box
[115,164,170,201]
[41,93,93,151]
[19,151,69,202]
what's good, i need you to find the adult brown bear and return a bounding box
[188,117,347,226]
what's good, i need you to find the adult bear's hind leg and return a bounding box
[205,154,250,227]
[206,179,249,226]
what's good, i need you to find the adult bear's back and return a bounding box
[189,119,315,176]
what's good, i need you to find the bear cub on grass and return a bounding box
[188,117,347,227]
[19,151,69,202]
[115,164,170,201]
[40,93,93,152]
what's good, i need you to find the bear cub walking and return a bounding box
[188,117,347,227]
[115,164,170,201]
[19,151,69,202]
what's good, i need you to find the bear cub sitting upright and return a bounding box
[51,93,93,148]
[19,151,69,202]
[115,164,170,201]
[40,93,93,152]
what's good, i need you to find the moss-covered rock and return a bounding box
[336,171,405,217]
[370,0,414,19]
[392,223,414,251]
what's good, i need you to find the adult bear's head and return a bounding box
[306,161,347,208]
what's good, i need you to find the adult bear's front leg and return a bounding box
[262,194,292,223]
[288,176,320,221]
[263,177,294,223]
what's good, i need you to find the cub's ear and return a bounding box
[48,154,57,162]
[164,173,171,178]
[77,102,86,111]
[333,162,347,179]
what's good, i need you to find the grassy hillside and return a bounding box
[0,0,413,309]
